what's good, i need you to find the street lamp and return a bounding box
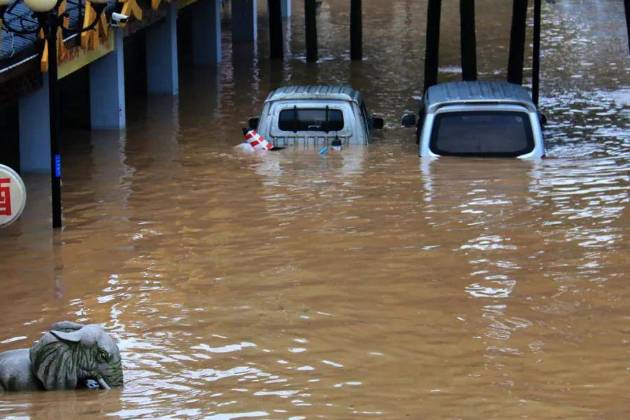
[0,0,109,228]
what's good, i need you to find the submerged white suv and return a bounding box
[248,85,383,147]
[403,81,545,159]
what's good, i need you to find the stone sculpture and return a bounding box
[0,321,123,391]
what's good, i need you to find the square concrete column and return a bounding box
[232,0,257,43]
[90,29,126,129]
[19,75,51,172]
[281,0,291,17]
[146,3,179,95]
[192,0,222,65]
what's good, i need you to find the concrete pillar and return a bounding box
[192,0,222,65]
[350,0,362,60]
[90,29,126,129]
[281,0,291,17]
[146,3,179,95]
[232,0,257,43]
[268,0,283,59]
[507,0,528,85]
[305,0,317,62]
[459,0,477,81]
[18,75,51,172]
[424,0,442,91]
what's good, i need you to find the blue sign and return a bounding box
[54,154,61,178]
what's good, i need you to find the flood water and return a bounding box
[1,0,629,417]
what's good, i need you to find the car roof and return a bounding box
[425,81,536,111]
[265,85,362,104]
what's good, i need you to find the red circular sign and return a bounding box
[0,165,27,228]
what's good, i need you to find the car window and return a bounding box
[430,111,534,157]
[278,108,344,132]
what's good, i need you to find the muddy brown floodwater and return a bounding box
[1,0,629,418]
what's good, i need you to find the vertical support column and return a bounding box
[281,0,291,17]
[146,3,179,95]
[283,4,292,55]
[624,0,629,55]
[532,0,541,106]
[90,29,126,129]
[424,0,441,91]
[350,0,362,61]
[18,76,51,172]
[232,0,257,43]
[460,0,477,81]
[268,0,284,59]
[507,0,528,85]
[46,16,62,228]
[192,0,222,64]
[304,0,317,62]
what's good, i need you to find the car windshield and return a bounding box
[430,111,535,157]
[278,108,344,132]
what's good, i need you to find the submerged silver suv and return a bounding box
[248,85,383,147]
[403,81,545,159]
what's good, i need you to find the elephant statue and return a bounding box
[0,321,123,392]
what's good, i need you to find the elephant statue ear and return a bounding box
[49,329,82,343]
[30,331,80,390]
[49,321,85,332]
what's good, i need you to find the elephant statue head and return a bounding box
[28,321,123,390]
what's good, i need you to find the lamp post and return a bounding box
[0,0,108,229]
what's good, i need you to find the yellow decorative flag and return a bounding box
[81,1,110,50]
[39,2,69,73]
[121,0,143,23]
[80,2,96,49]
[57,1,69,59]
[40,38,49,73]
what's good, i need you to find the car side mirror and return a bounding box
[401,114,416,127]
[248,117,260,130]
[371,117,384,130]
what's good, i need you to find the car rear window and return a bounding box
[278,108,344,132]
[430,111,535,157]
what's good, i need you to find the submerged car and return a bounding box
[247,85,384,147]
[402,81,545,159]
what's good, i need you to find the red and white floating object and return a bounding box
[0,164,27,228]
[244,129,274,152]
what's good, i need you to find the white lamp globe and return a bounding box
[0,0,16,7]
[23,0,57,12]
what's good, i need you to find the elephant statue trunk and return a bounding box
[0,321,123,392]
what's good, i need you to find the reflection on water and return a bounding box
[0,0,629,417]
